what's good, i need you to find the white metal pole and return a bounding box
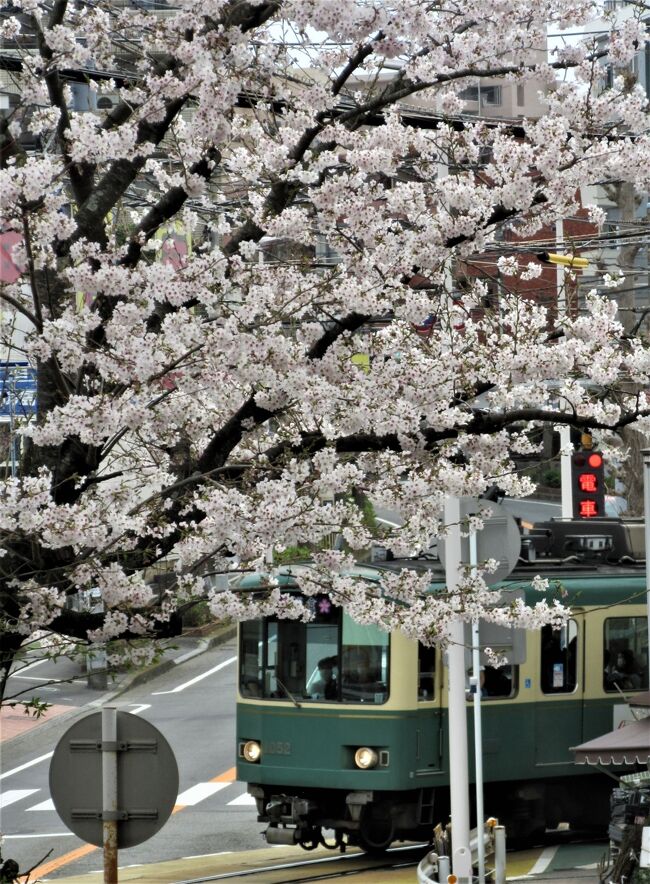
[470,532,485,884]
[102,705,118,884]
[444,496,472,880]
[560,425,573,519]
[642,449,650,685]
[555,218,573,520]
[494,824,507,884]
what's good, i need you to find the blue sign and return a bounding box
[0,362,37,418]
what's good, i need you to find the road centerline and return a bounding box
[151,655,236,695]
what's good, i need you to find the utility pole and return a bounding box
[444,495,473,881]
[470,529,486,884]
[555,219,573,519]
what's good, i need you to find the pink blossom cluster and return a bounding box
[0,0,648,666]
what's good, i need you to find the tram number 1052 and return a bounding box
[265,741,292,755]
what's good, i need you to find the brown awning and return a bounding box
[573,718,650,766]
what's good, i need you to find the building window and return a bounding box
[517,84,525,107]
[459,85,502,106]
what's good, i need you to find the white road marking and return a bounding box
[182,851,233,859]
[27,798,55,811]
[0,789,39,809]
[375,517,402,528]
[11,658,47,675]
[127,704,151,715]
[2,832,75,839]
[9,675,62,681]
[152,656,236,695]
[0,752,53,780]
[529,846,558,875]
[227,792,256,806]
[175,782,231,805]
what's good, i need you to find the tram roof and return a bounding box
[234,555,646,607]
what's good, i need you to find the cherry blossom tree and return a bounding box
[1,0,649,707]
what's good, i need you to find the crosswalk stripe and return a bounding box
[27,798,55,811]
[175,782,231,806]
[529,845,558,875]
[227,793,256,806]
[3,832,74,839]
[0,789,39,809]
[10,783,254,815]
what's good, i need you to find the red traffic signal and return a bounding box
[571,450,605,519]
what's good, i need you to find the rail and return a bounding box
[417,821,506,884]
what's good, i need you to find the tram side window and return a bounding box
[540,620,578,694]
[418,642,436,700]
[604,617,649,692]
[466,664,517,699]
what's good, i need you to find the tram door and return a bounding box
[534,615,584,766]
[416,642,443,772]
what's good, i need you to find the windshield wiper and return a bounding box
[275,677,302,708]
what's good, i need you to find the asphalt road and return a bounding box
[1,639,610,884]
[1,638,265,879]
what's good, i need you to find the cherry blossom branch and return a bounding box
[32,1,96,207]
[20,208,44,332]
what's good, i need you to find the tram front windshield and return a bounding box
[239,595,389,704]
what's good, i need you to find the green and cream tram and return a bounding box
[236,520,649,852]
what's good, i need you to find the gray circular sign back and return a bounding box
[49,710,178,848]
[438,498,521,584]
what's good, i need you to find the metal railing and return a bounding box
[417,820,506,884]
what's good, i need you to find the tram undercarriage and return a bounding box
[249,775,613,853]
[249,784,435,852]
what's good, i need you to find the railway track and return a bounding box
[166,843,428,884]
[163,832,608,884]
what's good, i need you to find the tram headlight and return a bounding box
[242,740,262,763]
[354,747,378,770]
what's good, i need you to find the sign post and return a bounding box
[102,706,118,884]
[50,708,179,879]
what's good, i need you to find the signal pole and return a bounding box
[545,220,590,519]
[560,425,573,518]
[642,449,650,687]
